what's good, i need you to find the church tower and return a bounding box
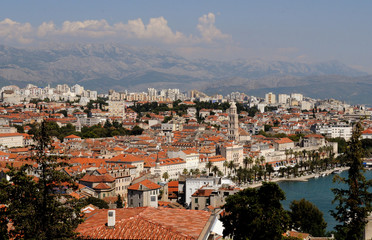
[228,102,239,142]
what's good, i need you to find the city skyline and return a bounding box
[1,1,372,73]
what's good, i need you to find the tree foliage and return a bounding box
[289,199,327,237]
[27,120,143,140]
[116,194,123,208]
[221,182,290,240]
[0,121,82,239]
[331,122,372,240]
[79,196,109,209]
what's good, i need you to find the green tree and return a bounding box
[162,172,169,181]
[0,121,82,239]
[331,122,372,240]
[130,125,144,135]
[206,161,213,175]
[290,199,327,237]
[79,196,109,209]
[14,125,24,133]
[221,182,290,240]
[211,165,219,176]
[116,194,124,208]
[265,163,275,180]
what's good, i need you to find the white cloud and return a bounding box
[0,13,230,46]
[115,17,186,43]
[197,13,231,42]
[0,18,33,44]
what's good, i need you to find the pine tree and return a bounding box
[221,182,290,240]
[331,122,372,240]
[290,199,327,237]
[0,121,83,239]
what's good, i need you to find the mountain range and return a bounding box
[0,43,371,105]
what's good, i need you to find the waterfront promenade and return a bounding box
[243,167,350,189]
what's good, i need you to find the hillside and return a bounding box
[0,43,370,104]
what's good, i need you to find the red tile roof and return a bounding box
[77,207,212,239]
[80,174,115,183]
[64,134,81,139]
[304,134,324,138]
[192,189,213,197]
[274,137,293,144]
[93,183,112,190]
[362,129,372,135]
[128,179,160,191]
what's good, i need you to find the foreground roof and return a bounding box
[77,207,212,239]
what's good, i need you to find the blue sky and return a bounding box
[1,0,372,73]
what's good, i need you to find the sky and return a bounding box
[1,0,372,73]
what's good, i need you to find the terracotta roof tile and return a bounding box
[80,174,115,183]
[77,207,211,239]
[128,179,161,191]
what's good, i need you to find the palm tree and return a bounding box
[206,161,213,175]
[286,166,292,178]
[294,151,299,164]
[265,163,274,180]
[228,161,235,175]
[211,165,219,176]
[289,149,294,163]
[260,156,266,165]
[182,168,188,175]
[293,164,299,177]
[243,157,249,169]
[285,149,289,162]
[252,165,260,181]
[223,161,229,176]
[236,167,244,184]
[247,157,254,169]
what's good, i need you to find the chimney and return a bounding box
[107,210,115,228]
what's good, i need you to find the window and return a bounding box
[151,196,156,201]
[195,198,198,203]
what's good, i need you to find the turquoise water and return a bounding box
[278,170,372,232]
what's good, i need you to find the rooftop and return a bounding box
[77,207,212,239]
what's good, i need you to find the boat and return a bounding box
[332,169,342,174]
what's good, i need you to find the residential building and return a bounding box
[265,92,276,104]
[79,174,116,199]
[127,179,161,208]
[0,133,24,148]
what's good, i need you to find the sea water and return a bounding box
[278,170,372,232]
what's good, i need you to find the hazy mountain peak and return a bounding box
[0,43,370,104]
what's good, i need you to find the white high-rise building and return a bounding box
[278,94,290,104]
[108,101,126,118]
[265,92,276,104]
[71,84,84,95]
[291,93,303,102]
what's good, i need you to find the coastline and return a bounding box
[242,167,350,189]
